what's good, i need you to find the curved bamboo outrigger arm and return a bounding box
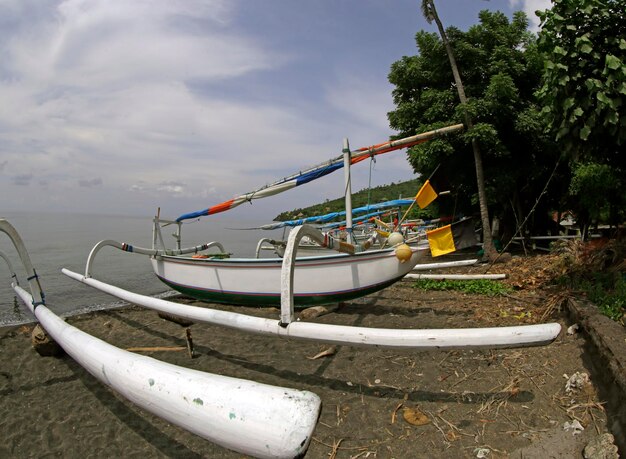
[1,219,321,459]
[0,219,45,306]
[84,239,226,278]
[280,225,327,324]
[279,225,380,324]
[254,238,285,258]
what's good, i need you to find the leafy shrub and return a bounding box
[584,275,626,322]
[412,279,512,296]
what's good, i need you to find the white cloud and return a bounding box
[509,0,552,32]
[156,181,185,195]
[0,0,306,215]
[2,1,509,218]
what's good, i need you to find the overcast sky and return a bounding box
[0,0,551,221]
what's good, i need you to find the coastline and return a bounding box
[1,289,182,328]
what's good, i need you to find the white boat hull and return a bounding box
[151,246,426,306]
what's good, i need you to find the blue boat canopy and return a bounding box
[254,199,415,230]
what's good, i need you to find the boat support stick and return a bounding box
[0,249,19,287]
[411,259,478,271]
[343,138,354,245]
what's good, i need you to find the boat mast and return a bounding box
[342,138,353,245]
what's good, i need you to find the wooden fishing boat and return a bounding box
[151,243,426,306]
[77,125,464,307]
[63,224,562,349]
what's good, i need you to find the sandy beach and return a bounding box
[0,256,615,458]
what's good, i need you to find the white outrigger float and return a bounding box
[0,219,321,459]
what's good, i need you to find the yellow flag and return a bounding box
[415,179,438,209]
[426,224,455,256]
[426,218,477,257]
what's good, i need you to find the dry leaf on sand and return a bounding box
[403,407,430,426]
[306,346,337,360]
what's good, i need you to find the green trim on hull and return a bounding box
[156,275,402,307]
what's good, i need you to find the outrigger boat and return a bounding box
[62,123,561,349]
[65,223,562,348]
[0,219,321,459]
[1,217,561,456]
[76,125,466,307]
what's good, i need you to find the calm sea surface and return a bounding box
[0,211,282,326]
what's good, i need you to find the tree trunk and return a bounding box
[426,0,497,259]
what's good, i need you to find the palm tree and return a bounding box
[421,0,496,259]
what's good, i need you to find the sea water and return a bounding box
[0,211,281,326]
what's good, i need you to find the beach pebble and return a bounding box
[567,324,579,335]
[564,372,590,394]
[402,407,429,426]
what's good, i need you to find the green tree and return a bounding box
[388,9,565,242]
[568,163,623,230]
[536,0,626,232]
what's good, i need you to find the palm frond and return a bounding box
[421,0,434,24]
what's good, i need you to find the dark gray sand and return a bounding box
[0,256,614,458]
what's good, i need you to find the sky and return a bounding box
[0,0,551,221]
